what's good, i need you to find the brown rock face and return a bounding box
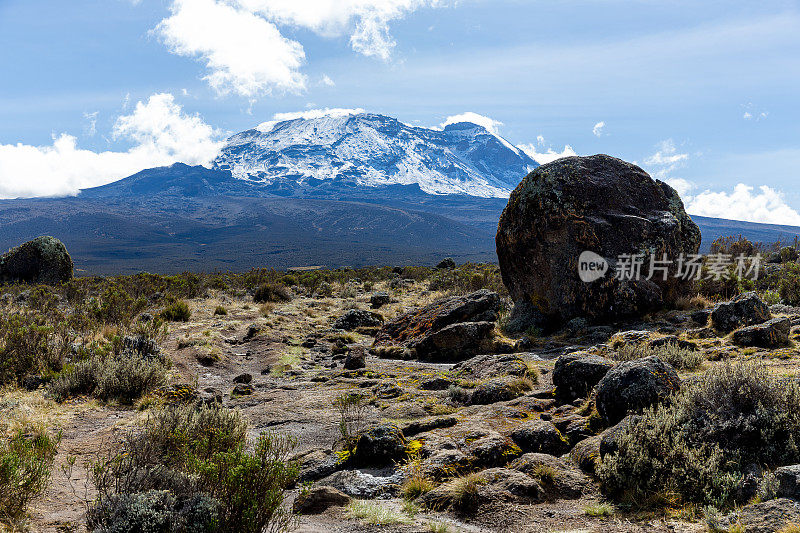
[496,155,700,328]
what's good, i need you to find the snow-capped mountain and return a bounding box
[213,112,538,198]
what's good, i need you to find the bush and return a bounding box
[253,284,292,303]
[779,263,800,305]
[615,342,704,371]
[161,300,191,322]
[781,246,799,263]
[0,426,60,521]
[88,490,219,533]
[0,311,66,385]
[91,284,148,326]
[213,306,227,316]
[49,352,169,404]
[89,405,298,533]
[599,361,800,508]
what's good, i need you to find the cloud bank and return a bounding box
[0,94,224,199]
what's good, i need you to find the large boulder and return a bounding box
[595,356,680,425]
[0,236,73,285]
[509,420,569,456]
[334,309,383,331]
[373,289,500,360]
[495,155,700,328]
[552,352,614,403]
[711,292,771,333]
[732,317,791,348]
[352,424,407,466]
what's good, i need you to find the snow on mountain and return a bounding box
[213,111,538,198]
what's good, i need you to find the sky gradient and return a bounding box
[1,0,799,224]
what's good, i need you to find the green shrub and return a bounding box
[599,361,800,508]
[0,311,66,385]
[92,284,148,326]
[87,490,219,533]
[161,300,191,322]
[253,284,292,303]
[49,352,169,404]
[615,341,704,370]
[781,246,799,263]
[213,306,227,316]
[89,405,298,533]
[779,263,800,305]
[0,426,60,521]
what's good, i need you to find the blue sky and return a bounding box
[1,0,799,224]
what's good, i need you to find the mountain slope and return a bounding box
[213,112,538,198]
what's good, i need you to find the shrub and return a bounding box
[0,426,60,521]
[0,311,66,385]
[400,452,435,501]
[89,405,297,533]
[161,300,191,322]
[253,284,292,303]
[87,490,219,533]
[779,263,800,305]
[599,361,800,508]
[49,352,169,404]
[213,306,227,316]
[92,284,148,326]
[333,392,368,453]
[781,246,799,263]
[615,342,704,371]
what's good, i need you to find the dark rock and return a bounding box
[569,435,601,475]
[452,353,531,381]
[496,155,701,328]
[419,375,453,390]
[369,292,391,309]
[373,289,500,352]
[732,317,791,348]
[436,257,456,270]
[231,384,253,396]
[711,292,771,333]
[552,352,614,403]
[301,337,317,348]
[297,449,342,483]
[334,309,384,331]
[595,356,680,425]
[510,453,596,499]
[776,465,800,500]
[343,346,366,370]
[400,416,458,437]
[509,420,569,456]
[466,435,523,468]
[721,498,800,533]
[233,373,252,384]
[22,374,46,391]
[422,449,471,480]
[690,309,711,325]
[353,425,407,466]
[411,321,496,361]
[599,415,641,458]
[470,378,529,405]
[292,486,351,514]
[0,236,74,285]
[648,335,697,351]
[243,324,261,340]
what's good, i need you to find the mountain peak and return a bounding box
[214,111,537,198]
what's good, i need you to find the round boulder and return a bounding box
[495,155,700,328]
[353,424,407,466]
[711,292,771,333]
[552,352,614,402]
[0,236,73,285]
[509,419,569,456]
[334,309,384,331]
[595,356,680,425]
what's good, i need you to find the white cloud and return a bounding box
[518,143,578,165]
[665,177,695,197]
[441,112,502,135]
[743,111,753,120]
[684,184,800,226]
[0,93,225,199]
[643,139,688,180]
[592,121,605,137]
[320,74,336,87]
[536,135,545,145]
[154,0,440,100]
[155,0,307,99]
[239,0,441,61]
[83,111,99,137]
[256,107,365,132]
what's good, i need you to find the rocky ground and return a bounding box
[6,272,800,533]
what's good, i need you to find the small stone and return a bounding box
[233,373,253,384]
